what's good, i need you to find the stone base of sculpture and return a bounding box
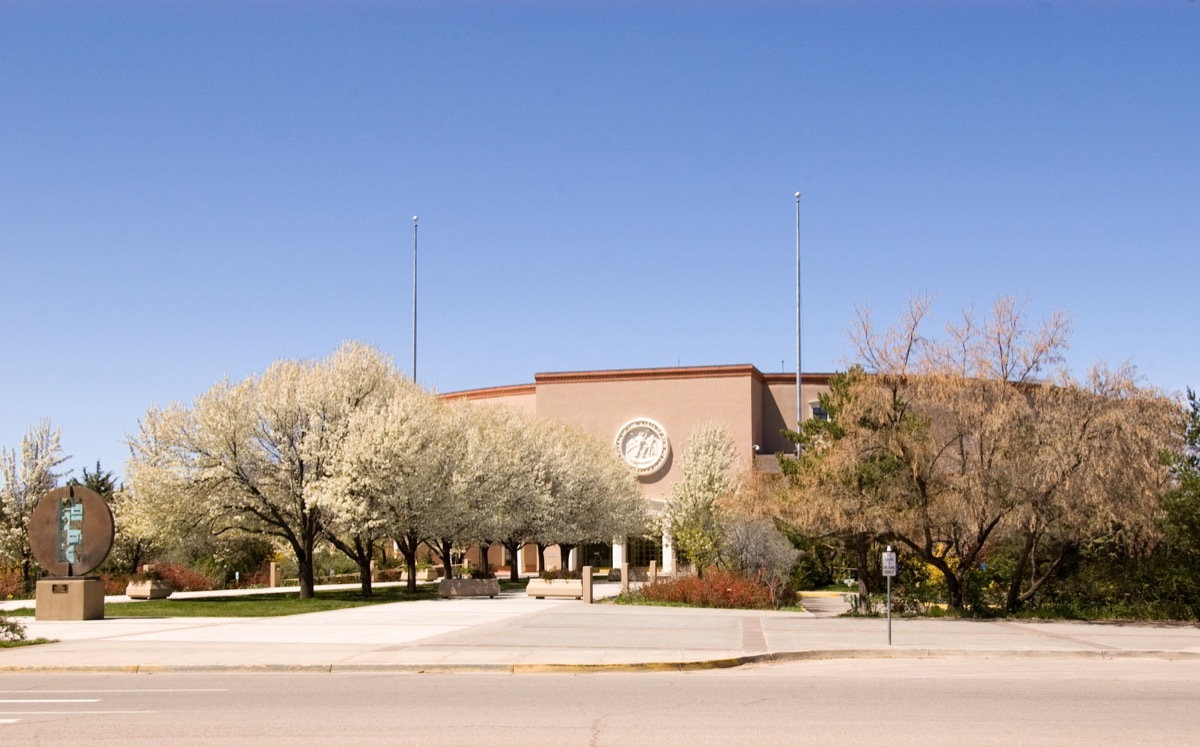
[35,577,105,621]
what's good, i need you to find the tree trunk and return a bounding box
[402,549,418,592]
[1014,542,1074,609]
[21,555,35,595]
[128,542,145,577]
[437,538,454,580]
[326,534,375,597]
[297,554,315,599]
[898,535,965,612]
[502,540,522,581]
[941,566,964,611]
[536,543,547,574]
[356,539,374,597]
[1006,529,1037,613]
[477,541,491,575]
[395,529,422,592]
[853,533,872,614]
[297,534,316,599]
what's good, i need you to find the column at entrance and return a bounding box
[611,537,627,568]
[662,533,676,575]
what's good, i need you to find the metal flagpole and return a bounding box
[795,192,802,454]
[412,215,419,382]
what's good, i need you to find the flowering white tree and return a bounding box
[318,377,459,591]
[455,404,548,579]
[126,342,394,598]
[404,400,475,579]
[105,486,159,575]
[531,417,648,571]
[0,420,68,592]
[665,423,737,577]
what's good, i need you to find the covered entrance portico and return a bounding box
[467,533,675,577]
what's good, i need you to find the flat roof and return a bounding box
[442,364,835,399]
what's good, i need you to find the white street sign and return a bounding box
[882,550,897,577]
[882,545,897,646]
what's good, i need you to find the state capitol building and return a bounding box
[444,364,831,574]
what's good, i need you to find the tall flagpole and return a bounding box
[795,192,802,454]
[412,215,419,382]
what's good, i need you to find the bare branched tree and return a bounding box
[783,296,1176,612]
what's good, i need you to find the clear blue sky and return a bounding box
[2,0,1197,483]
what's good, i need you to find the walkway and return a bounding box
[3,583,1200,673]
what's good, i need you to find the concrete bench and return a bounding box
[526,578,584,599]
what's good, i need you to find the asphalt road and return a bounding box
[3,657,1199,745]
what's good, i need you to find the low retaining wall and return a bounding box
[526,578,584,600]
[438,578,500,598]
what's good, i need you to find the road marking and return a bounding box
[0,715,156,720]
[0,689,227,693]
[0,719,20,724]
[0,698,100,703]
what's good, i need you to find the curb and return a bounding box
[763,648,1200,663]
[2,647,1198,675]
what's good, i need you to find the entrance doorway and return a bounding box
[627,535,663,568]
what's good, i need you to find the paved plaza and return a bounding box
[3,583,1200,673]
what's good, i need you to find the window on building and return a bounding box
[627,536,663,568]
[810,401,829,421]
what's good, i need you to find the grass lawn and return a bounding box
[0,638,55,648]
[4,578,530,619]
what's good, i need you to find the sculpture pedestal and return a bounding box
[35,578,105,620]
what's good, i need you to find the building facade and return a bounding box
[444,364,831,573]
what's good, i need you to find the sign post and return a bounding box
[882,546,897,645]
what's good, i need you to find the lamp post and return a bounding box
[412,215,419,382]
[795,191,802,454]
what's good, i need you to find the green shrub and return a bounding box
[0,614,25,642]
[791,554,833,591]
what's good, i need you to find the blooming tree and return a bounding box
[456,404,545,579]
[0,420,67,592]
[665,423,737,577]
[531,417,648,571]
[318,377,459,590]
[126,342,393,598]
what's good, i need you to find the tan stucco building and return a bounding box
[444,364,831,573]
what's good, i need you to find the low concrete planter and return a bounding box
[126,579,173,600]
[526,578,584,600]
[438,578,500,598]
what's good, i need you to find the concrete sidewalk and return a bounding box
[3,585,1200,673]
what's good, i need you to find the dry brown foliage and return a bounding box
[777,296,1180,612]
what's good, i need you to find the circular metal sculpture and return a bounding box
[29,485,115,577]
[614,417,671,477]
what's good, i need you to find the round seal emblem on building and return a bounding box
[614,418,670,476]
